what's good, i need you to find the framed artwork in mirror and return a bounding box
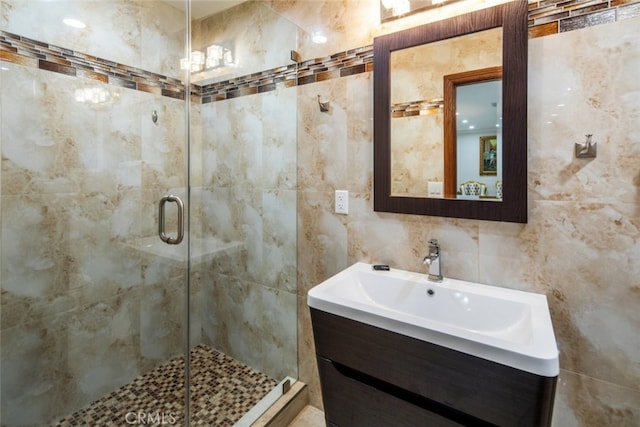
[480,135,498,176]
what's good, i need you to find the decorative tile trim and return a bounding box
[0,28,375,105]
[197,64,298,104]
[2,1,637,104]
[391,98,444,118]
[198,45,373,104]
[528,0,640,38]
[0,30,186,99]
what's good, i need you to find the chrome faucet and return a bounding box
[423,239,443,282]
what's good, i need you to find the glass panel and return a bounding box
[187,1,299,424]
[0,0,189,425]
[1,1,299,425]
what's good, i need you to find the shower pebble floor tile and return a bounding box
[53,345,278,427]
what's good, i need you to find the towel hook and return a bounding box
[317,95,330,112]
[575,134,597,158]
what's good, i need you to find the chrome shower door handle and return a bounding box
[158,195,184,245]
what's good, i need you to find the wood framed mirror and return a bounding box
[373,0,528,222]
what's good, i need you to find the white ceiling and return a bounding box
[165,0,246,20]
[457,80,502,134]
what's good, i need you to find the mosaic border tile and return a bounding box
[528,0,640,38]
[2,1,638,105]
[198,45,374,104]
[0,30,186,100]
[196,64,298,103]
[391,98,444,118]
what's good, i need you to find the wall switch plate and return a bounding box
[428,181,443,198]
[335,190,348,214]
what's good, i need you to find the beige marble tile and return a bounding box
[263,189,297,293]
[141,94,187,191]
[297,295,323,411]
[2,2,639,426]
[202,273,264,371]
[391,113,445,196]
[262,87,298,190]
[139,0,186,79]
[296,190,348,297]
[193,1,297,84]
[269,0,512,63]
[391,27,501,103]
[2,0,184,77]
[528,16,640,205]
[345,73,374,193]
[262,286,298,380]
[293,8,640,425]
[204,278,297,381]
[552,369,640,426]
[297,78,350,192]
[288,405,325,427]
[1,315,73,424]
[528,201,640,390]
[1,20,189,427]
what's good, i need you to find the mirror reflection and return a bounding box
[453,78,502,200]
[389,27,502,199]
[373,0,528,222]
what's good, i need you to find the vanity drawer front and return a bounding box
[317,356,462,427]
[310,308,556,427]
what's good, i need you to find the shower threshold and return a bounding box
[53,345,279,427]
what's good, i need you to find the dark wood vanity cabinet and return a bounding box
[311,309,557,427]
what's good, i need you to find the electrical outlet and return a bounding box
[335,190,348,214]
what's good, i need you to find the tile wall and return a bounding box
[1,2,192,424]
[190,0,299,384]
[267,1,639,426]
[528,0,640,38]
[2,0,639,425]
[0,0,298,425]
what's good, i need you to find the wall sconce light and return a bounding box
[75,87,118,105]
[180,51,205,72]
[180,45,234,74]
[311,31,328,44]
[380,0,461,23]
[206,44,234,69]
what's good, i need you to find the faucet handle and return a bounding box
[424,239,440,263]
[428,239,440,254]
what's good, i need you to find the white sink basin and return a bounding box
[307,262,559,377]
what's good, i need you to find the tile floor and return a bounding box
[54,345,278,426]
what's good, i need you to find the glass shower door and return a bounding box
[2,0,299,425]
[186,0,299,425]
[0,0,191,425]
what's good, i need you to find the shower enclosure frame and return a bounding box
[0,0,298,425]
